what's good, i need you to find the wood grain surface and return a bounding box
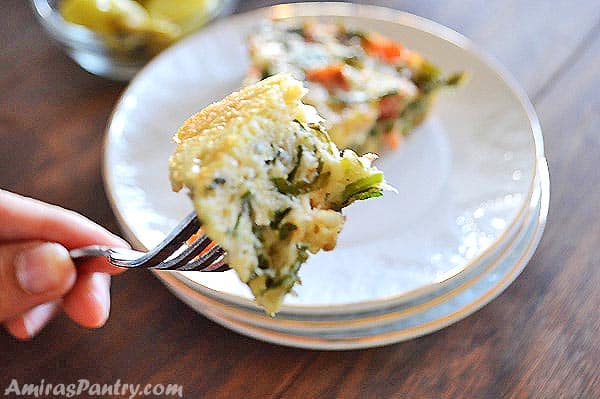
[1,1,599,398]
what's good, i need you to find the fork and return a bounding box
[69,212,229,272]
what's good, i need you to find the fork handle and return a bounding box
[69,245,113,260]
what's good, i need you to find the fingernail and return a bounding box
[91,273,111,324]
[23,302,60,338]
[15,244,75,295]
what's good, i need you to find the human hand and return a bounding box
[0,190,128,340]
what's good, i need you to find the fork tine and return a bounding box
[173,245,226,271]
[151,234,213,270]
[201,261,230,272]
[109,211,200,267]
[102,211,231,273]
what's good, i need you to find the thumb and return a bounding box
[0,242,76,322]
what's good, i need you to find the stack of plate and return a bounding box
[104,3,549,349]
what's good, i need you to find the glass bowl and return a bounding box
[30,0,236,81]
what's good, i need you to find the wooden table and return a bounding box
[1,1,599,397]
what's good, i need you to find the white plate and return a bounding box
[155,157,548,349]
[104,3,543,314]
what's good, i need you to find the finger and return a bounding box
[0,189,129,249]
[76,258,127,275]
[0,242,76,322]
[3,300,61,340]
[0,190,129,275]
[63,272,111,328]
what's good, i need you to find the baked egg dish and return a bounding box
[169,74,389,313]
[246,21,464,153]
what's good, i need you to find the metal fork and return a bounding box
[69,212,229,272]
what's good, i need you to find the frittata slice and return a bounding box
[246,21,464,153]
[169,74,388,314]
